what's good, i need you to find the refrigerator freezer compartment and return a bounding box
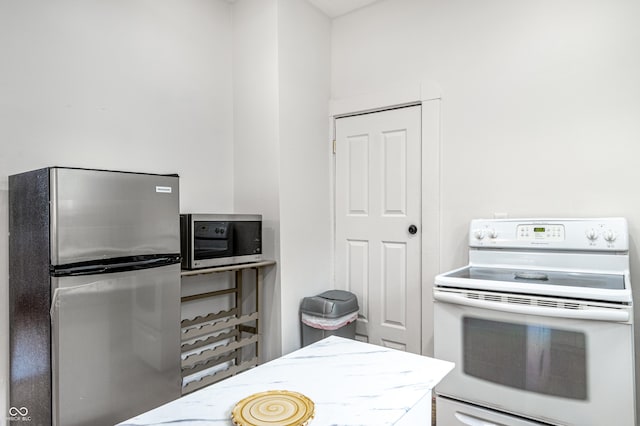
[50,167,180,265]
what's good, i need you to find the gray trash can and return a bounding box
[300,290,359,346]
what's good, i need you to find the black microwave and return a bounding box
[180,214,262,269]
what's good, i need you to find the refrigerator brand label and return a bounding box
[156,186,173,194]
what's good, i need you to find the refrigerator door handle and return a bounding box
[51,254,181,277]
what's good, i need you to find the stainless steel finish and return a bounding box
[188,214,262,222]
[193,254,262,269]
[50,168,180,265]
[50,170,59,265]
[184,214,262,269]
[50,264,181,426]
[179,260,276,277]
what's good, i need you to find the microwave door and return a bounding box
[194,222,233,258]
[181,214,263,269]
[233,221,262,255]
[195,245,232,258]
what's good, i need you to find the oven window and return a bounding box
[463,317,587,400]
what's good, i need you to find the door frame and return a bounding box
[329,80,442,356]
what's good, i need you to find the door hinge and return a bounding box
[332,140,336,154]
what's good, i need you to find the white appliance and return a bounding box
[434,218,636,426]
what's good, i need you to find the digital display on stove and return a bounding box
[534,227,545,232]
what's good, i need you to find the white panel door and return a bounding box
[335,105,421,353]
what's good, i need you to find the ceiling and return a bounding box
[306,0,385,18]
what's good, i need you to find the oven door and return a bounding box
[434,288,636,426]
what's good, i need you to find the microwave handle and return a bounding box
[433,291,629,323]
[454,412,502,426]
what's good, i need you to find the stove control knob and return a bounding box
[585,228,598,241]
[473,229,486,240]
[603,229,617,242]
[488,228,498,239]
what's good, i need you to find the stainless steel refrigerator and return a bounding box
[9,167,182,426]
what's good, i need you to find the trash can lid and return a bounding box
[317,290,355,302]
[300,290,359,318]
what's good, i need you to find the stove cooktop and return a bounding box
[443,266,625,291]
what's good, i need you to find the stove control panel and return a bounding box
[516,224,565,241]
[470,218,628,251]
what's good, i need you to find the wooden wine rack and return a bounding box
[180,260,275,394]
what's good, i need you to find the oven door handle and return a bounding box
[434,291,630,322]
[454,412,502,426]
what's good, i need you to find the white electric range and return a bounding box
[434,218,635,426]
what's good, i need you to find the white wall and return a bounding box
[277,0,332,355]
[232,0,283,361]
[332,0,640,259]
[233,0,332,358]
[0,0,235,209]
[331,0,640,416]
[0,2,332,415]
[0,0,235,420]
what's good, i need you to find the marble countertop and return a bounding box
[119,336,454,426]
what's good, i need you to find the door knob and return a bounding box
[408,225,418,235]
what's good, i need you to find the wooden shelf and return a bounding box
[179,260,275,395]
[181,308,240,329]
[181,329,239,353]
[182,351,237,376]
[181,312,259,342]
[182,335,259,369]
[180,260,276,277]
[182,358,259,395]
